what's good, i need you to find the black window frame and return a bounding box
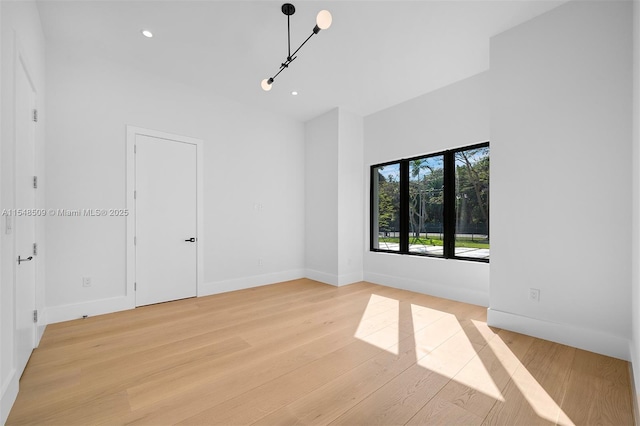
[370,141,489,263]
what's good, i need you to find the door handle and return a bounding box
[184,237,196,242]
[18,256,33,265]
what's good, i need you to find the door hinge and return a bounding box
[134,236,137,245]
[33,243,38,256]
[134,190,137,200]
[32,109,38,123]
[33,310,38,323]
[134,282,137,291]
[33,176,38,189]
[134,145,137,154]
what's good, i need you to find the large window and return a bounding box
[371,162,401,251]
[371,143,489,262]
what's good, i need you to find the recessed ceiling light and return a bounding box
[291,91,298,96]
[141,30,153,38]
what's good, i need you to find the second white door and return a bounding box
[15,53,37,376]
[135,134,197,306]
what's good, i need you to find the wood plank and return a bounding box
[121,325,377,425]
[6,279,634,426]
[426,329,535,420]
[482,339,576,425]
[9,335,251,423]
[329,362,450,425]
[124,287,397,411]
[175,338,385,425]
[559,349,634,425]
[406,397,485,426]
[251,333,421,425]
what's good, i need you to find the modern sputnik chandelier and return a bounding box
[261,3,332,91]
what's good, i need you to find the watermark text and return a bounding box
[1,209,129,217]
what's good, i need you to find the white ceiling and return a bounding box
[36,0,567,122]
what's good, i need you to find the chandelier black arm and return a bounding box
[287,15,292,59]
[290,31,316,59]
[270,57,294,82]
[269,30,317,83]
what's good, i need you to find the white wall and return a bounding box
[363,72,490,306]
[631,0,640,414]
[305,109,339,283]
[44,43,305,322]
[304,107,364,286]
[0,0,46,423]
[490,0,632,360]
[337,109,364,285]
[1,3,4,419]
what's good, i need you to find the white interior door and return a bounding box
[135,134,197,306]
[14,56,37,375]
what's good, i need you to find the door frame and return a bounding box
[125,126,204,306]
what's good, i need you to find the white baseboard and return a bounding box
[305,269,364,287]
[364,271,489,307]
[44,271,308,323]
[199,269,305,296]
[338,271,364,286]
[305,269,339,286]
[488,308,630,361]
[1,368,18,425]
[44,296,133,324]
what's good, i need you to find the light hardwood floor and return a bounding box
[7,279,634,425]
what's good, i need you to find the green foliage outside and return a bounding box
[375,147,490,250]
[379,236,490,249]
[454,149,489,234]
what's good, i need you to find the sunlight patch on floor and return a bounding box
[354,294,399,354]
[510,365,576,425]
[412,309,506,404]
[452,356,505,402]
[354,295,574,424]
[412,312,462,360]
[406,304,448,332]
[447,321,505,402]
[417,329,478,377]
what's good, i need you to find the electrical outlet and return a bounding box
[528,288,540,302]
[82,276,92,287]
